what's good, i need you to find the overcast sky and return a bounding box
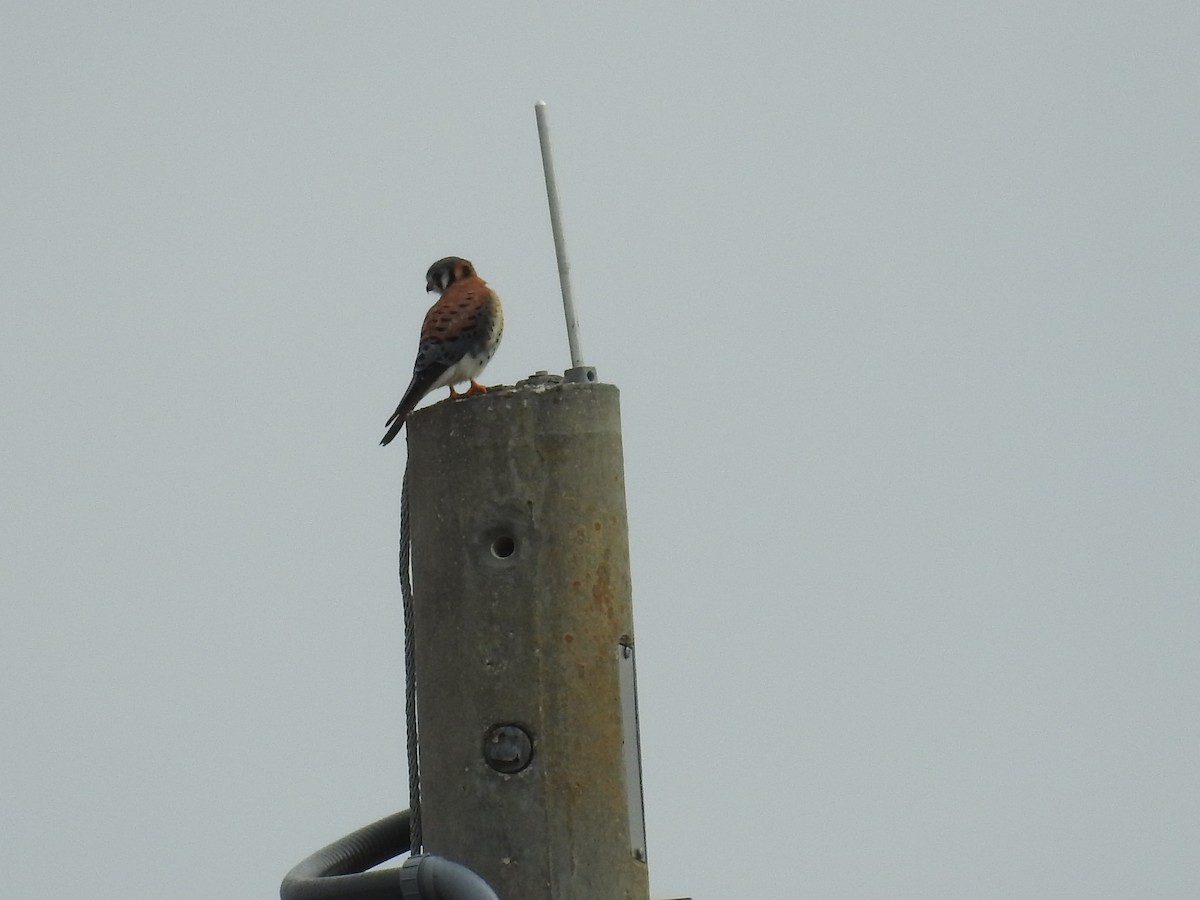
[2,3,1198,898]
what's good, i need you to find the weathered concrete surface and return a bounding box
[407,381,649,900]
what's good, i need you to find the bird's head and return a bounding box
[425,257,476,294]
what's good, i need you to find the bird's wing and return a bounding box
[417,281,494,354]
[379,280,497,446]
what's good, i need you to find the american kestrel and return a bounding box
[379,256,504,446]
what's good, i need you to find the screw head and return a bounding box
[483,724,534,774]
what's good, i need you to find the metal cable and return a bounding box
[400,456,422,854]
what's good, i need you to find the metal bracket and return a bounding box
[564,366,597,384]
[618,637,648,862]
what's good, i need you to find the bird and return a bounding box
[380,256,504,446]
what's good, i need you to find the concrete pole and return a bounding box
[406,380,650,900]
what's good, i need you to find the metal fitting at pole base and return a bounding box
[564,365,597,384]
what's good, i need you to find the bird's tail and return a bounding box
[379,400,414,446]
[379,370,442,446]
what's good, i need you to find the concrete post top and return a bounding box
[405,377,620,438]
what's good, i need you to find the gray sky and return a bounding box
[3,2,1198,898]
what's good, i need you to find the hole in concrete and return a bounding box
[491,535,516,559]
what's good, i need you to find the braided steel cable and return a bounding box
[400,458,422,854]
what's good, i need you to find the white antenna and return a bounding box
[535,101,595,383]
